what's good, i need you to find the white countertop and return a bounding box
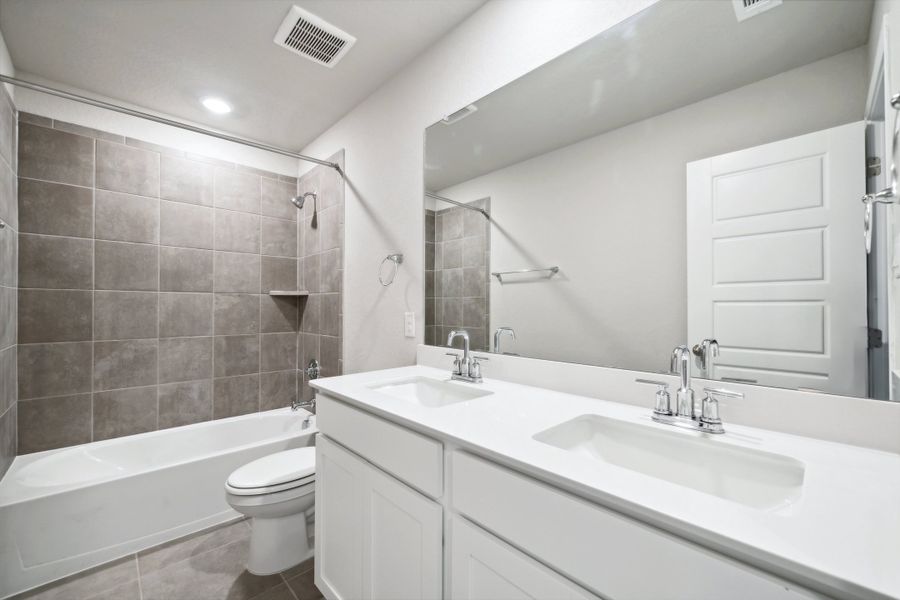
[311,365,900,600]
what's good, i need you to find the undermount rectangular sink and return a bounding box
[534,415,805,510]
[369,376,493,408]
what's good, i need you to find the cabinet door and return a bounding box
[316,436,366,600]
[316,435,443,600]
[364,458,443,600]
[449,516,599,600]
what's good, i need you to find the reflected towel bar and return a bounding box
[492,266,559,283]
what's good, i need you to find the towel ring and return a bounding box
[379,253,403,286]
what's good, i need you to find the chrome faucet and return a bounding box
[446,329,486,383]
[493,327,516,354]
[292,395,316,429]
[670,345,695,418]
[635,345,743,434]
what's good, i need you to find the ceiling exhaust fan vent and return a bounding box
[441,104,478,125]
[732,0,782,22]
[274,6,356,68]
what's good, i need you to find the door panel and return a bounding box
[687,122,866,394]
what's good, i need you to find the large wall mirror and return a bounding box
[423,0,900,401]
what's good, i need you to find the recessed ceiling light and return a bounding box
[201,96,232,115]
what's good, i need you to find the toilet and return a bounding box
[225,447,316,575]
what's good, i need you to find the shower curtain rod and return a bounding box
[425,190,490,218]
[0,75,341,172]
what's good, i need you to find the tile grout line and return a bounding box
[90,136,96,442]
[156,150,161,432]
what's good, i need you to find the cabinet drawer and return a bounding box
[451,452,823,600]
[317,394,443,498]
[450,516,599,600]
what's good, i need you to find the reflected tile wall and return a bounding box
[15,113,300,454]
[297,151,344,401]
[424,199,490,351]
[0,86,17,479]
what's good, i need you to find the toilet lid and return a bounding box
[227,447,316,489]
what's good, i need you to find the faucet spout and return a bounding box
[670,345,694,418]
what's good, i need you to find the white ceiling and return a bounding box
[425,0,873,191]
[0,0,485,150]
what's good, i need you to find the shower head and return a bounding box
[291,191,316,210]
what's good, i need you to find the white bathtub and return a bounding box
[0,407,317,598]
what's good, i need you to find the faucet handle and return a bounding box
[699,387,742,433]
[635,378,672,416]
[702,387,743,400]
[445,352,462,375]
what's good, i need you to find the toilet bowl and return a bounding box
[225,447,316,575]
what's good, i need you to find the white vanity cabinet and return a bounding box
[314,394,826,600]
[315,434,443,600]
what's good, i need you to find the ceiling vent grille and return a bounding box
[732,0,782,22]
[274,6,356,68]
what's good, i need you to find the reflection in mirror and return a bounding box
[423,0,897,400]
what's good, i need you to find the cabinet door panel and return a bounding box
[366,465,443,600]
[450,516,599,600]
[316,436,365,600]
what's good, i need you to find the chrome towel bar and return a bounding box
[491,266,559,283]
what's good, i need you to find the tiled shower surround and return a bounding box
[12,112,340,454]
[0,87,17,478]
[297,153,344,401]
[424,199,490,351]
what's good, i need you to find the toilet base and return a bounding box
[247,510,313,576]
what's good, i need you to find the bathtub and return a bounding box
[0,407,317,598]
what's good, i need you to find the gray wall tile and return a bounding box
[320,335,339,377]
[0,225,14,286]
[215,252,259,293]
[160,247,213,292]
[260,296,298,333]
[260,217,297,257]
[159,293,212,337]
[160,156,213,206]
[215,209,259,253]
[214,168,260,213]
[213,374,259,418]
[320,249,340,293]
[18,289,92,343]
[260,370,296,411]
[94,190,159,244]
[0,286,13,349]
[160,200,214,249]
[19,233,93,289]
[260,177,296,221]
[18,342,92,399]
[302,255,320,294]
[54,120,125,143]
[214,294,259,335]
[0,345,15,415]
[0,158,16,230]
[260,332,296,372]
[318,207,340,251]
[94,339,158,391]
[0,404,14,476]
[18,394,92,453]
[214,334,259,377]
[96,140,159,197]
[95,240,158,291]
[18,123,94,186]
[320,293,339,336]
[18,178,93,238]
[94,291,158,340]
[159,337,213,384]
[261,256,297,293]
[299,294,319,333]
[93,386,158,440]
[158,380,212,429]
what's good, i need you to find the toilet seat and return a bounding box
[226,447,316,496]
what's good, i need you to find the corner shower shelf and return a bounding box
[268,290,310,297]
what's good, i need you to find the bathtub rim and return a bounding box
[0,407,317,508]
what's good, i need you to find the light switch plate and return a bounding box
[404,312,415,337]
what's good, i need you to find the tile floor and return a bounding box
[12,519,322,600]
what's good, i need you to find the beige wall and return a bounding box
[438,48,868,372]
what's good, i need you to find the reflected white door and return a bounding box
[687,121,866,396]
